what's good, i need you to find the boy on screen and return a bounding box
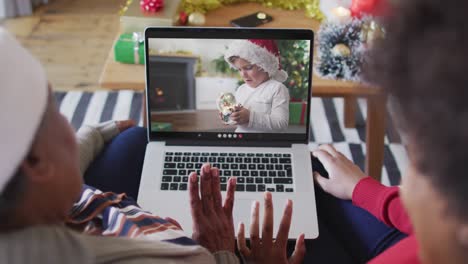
[223,39,290,133]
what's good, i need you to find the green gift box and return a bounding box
[151,122,172,132]
[289,101,308,125]
[114,32,145,64]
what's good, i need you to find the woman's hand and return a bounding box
[237,192,306,264]
[231,106,250,125]
[312,144,367,200]
[115,120,136,132]
[189,164,237,253]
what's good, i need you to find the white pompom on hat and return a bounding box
[0,28,48,193]
[224,39,288,83]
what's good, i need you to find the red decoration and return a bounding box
[140,0,164,13]
[350,0,389,17]
[179,11,188,25]
[299,101,307,125]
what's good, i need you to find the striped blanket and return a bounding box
[66,185,195,245]
[54,90,408,186]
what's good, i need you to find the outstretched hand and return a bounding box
[189,164,237,253]
[237,192,306,264]
[312,144,367,200]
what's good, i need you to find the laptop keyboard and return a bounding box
[160,152,294,192]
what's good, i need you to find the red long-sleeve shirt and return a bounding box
[352,177,421,264]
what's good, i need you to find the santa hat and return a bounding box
[224,39,288,83]
[0,28,48,193]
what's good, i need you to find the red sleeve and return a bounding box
[352,177,413,235]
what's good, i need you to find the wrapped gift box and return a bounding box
[151,122,173,132]
[289,101,308,125]
[120,0,182,33]
[114,33,145,64]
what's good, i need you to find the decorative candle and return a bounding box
[329,6,352,24]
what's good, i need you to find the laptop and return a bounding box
[138,27,318,239]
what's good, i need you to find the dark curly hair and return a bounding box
[365,0,468,220]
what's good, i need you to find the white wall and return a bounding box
[195,77,238,110]
[148,39,233,73]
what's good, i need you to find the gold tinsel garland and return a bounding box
[181,0,324,21]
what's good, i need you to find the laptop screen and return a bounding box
[145,28,313,144]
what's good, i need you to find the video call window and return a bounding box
[147,38,311,134]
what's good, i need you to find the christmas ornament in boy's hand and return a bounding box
[216,93,241,125]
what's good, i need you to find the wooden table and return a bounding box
[99,3,386,181]
[152,110,235,132]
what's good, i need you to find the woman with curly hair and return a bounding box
[308,0,468,263]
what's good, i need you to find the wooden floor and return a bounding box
[0,0,127,91]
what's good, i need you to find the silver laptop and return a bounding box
[138,27,318,239]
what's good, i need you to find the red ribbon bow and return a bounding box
[140,0,164,13]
